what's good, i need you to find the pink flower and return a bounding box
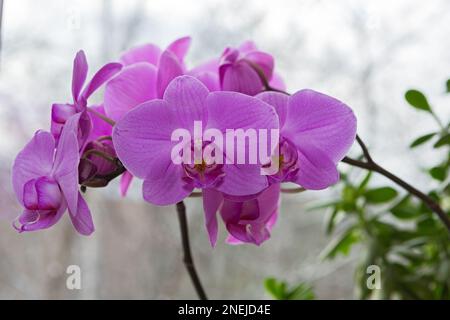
[12,113,94,235]
[257,90,357,189]
[51,50,122,144]
[218,41,285,95]
[112,75,279,246]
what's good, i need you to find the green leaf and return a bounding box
[409,133,436,148]
[286,283,315,300]
[325,207,340,235]
[390,196,421,220]
[321,227,360,259]
[364,187,398,204]
[446,79,450,93]
[433,134,450,148]
[357,171,372,193]
[264,278,287,300]
[429,166,447,182]
[405,89,432,112]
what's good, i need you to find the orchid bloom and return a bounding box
[51,50,122,144]
[219,41,285,96]
[256,90,357,189]
[112,75,279,246]
[12,113,94,235]
[104,37,192,195]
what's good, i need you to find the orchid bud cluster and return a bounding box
[12,37,357,246]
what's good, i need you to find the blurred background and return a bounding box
[0,0,449,299]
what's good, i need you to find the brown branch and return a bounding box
[176,201,208,300]
[343,135,450,232]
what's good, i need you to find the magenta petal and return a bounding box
[193,71,220,92]
[220,62,263,95]
[206,91,279,133]
[119,171,133,197]
[113,99,180,178]
[269,72,286,91]
[256,91,288,127]
[156,50,184,98]
[217,163,268,196]
[53,114,81,216]
[120,43,162,66]
[244,51,274,81]
[12,131,55,205]
[69,192,94,235]
[51,103,77,124]
[238,40,258,54]
[72,50,88,102]
[284,89,357,163]
[22,179,38,210]
[142,164,193,205]
[167,36,191,61]
[81,62,122,100]
[164,75,208,132]
[202,188,223,247]
[104,63,157,121]
[189,58,219,75]
[16,204,66,233]
[292,143,339,190]
[88,105,112,141]
[35,177,63,210]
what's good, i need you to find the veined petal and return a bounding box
[112,99,180,179]
[206,91,279,133]
[256,91,289,127]
[120,43,162,66]
[104,63,157,121]
[72,50,88,102]
[15,203,66,233]
[202,188,223,247]
[167,36,191,62]
[164,75,208,132]
[156,50,184,98]
[53,113,82,216]
[284,89,357,163]
[244,51,274,81]
[12,131,55,205]
[217,163,268,196]
[269,72,286,91]
[81,62,122,100]
[119,171,133,197]
[220,62,263,95]
[142,164,193,205]
[88,105,112,142]
[68,192,94,235]
[291,143,339,190]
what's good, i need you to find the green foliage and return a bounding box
[264,277,315,300]
[405,89,432,112]
[318,79,450,300]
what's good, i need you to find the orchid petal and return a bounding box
[256,91,288,127]
[167,36,191,61]
[68,192,94,235]
[284,89,357,163]
[113,99,180,179]
[81,62,122,100]
[202,188,223,247]
[72,50,88,102]
[164,75,208,132]
[156,50,184,98]
[12,131,55,204]
[120,43,162,66]
[104,63,157,121]
[119,171,133,197]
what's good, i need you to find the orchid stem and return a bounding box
[343,134,450,232]
[176,201,208,300]
[87,107,116,126]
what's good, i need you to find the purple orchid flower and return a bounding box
[12,113,94,235]
[205,183,280,246]
[219,41,285,96]
[104,37,192,195]
[256,90,357,189]
[104,36,192,122]
[112,75,279,246]
[51,50,122,144]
